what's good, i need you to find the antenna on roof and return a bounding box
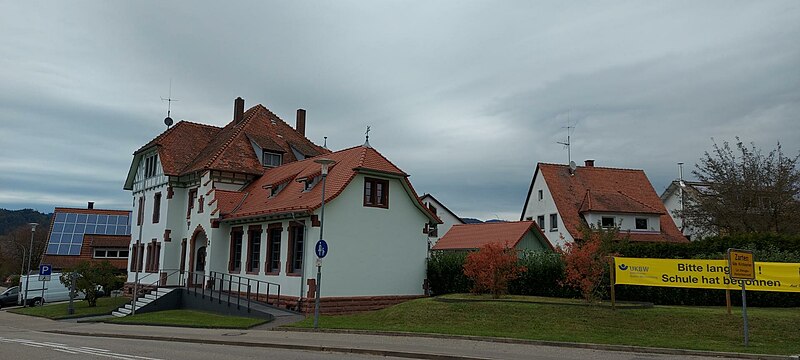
[556,110,576,164]
[323,136,328,149]
[161,79,178,129]
[363,126,371,148]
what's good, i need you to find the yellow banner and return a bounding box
[614,257,800,293]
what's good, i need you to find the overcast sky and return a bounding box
[1,1,798,220]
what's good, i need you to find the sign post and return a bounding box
[313,239,328,329]
[727,249,755,347]
[38,264,51,307]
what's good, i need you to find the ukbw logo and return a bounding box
[618,264,628,270]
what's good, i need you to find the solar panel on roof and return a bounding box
[45,212,132,256]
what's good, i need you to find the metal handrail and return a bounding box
[179,270,281,314]
[128,268,182,314]
[209,271,281,309]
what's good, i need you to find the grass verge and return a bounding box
[287,295,800,355]
[105,309,269,329]
[9,296,131,319]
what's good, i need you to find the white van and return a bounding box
[17,273,88,306]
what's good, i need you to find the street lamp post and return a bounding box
[23,223,37,307]
[313,158,335,329]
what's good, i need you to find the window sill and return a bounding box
[286,273,302,277]
[363,204,389,209]
[265,272,280,276]
[549,229,558,232]
[246,271,259,275]
[228,270,241,274]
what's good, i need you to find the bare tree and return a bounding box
[0,223,49,281]
[682,138,800,236]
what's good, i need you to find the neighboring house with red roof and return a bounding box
[123,97,440,313]
[431,221,553,252]
[419,193,465,248]
[520,160,688,247]
[40,203,131,272]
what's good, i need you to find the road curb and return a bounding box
[274,328,792,360]
[46,330,491,360]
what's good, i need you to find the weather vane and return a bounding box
[161,79,179,128]
[364,126,371,148]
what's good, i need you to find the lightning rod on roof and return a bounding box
[161,79,179,129]
[556,110,576,164]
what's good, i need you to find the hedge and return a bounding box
[426,234,800,306]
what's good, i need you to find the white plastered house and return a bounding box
[123,97,441,313]
[520,160,688,248]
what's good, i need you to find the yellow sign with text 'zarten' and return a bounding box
[614,257,800,292]
[728,249,755,280]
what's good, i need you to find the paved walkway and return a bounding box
[0,311,788,360]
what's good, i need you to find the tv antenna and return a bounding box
[161,79,179,128]
[556,110,576,164]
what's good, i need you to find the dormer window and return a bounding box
[268,183,286,198]
[601,216,615,228]
[144,153,158,178]
[300,177,319,192]
[263,150,282,167]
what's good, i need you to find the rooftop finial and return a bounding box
[323,136,328,149]
[364,125,371,148]
[161,79,178,128]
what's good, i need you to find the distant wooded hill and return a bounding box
[0,208,52,235]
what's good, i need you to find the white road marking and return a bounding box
[81,346,111,352]
[0,337,164,360]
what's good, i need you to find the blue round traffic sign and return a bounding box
[315,240,328,258]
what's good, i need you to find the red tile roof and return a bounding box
[133,104,328,178]
[222,145,439,223]
[182,105,328,176]
[134,121,221,176]
[532,163,687,243]
[432,221,553,250]
[578,189,664,214]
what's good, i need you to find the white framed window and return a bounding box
[94,248,129,259]
[537,215,545,229]
[601,216,615,228]
[549,213,558,231]
[538,190,543,201]
[144,154,158,178]
[635,218,648,230]
[263,151,282,167]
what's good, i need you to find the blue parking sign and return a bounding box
[39,264,52,276]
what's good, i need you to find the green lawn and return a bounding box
[9,296,131,319]
[106,309,269,329]
[288,295,800,355]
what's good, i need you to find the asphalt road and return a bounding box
[0,330,410,360]
[0,309,750,360]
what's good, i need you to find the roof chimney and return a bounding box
[233,97,245,124]
[584,159,595,167]
[296,109,306,136]
[88,201,94,209]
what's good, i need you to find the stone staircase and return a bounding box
[112,287,177,317]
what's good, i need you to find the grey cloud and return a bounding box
[1,1,798,221]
